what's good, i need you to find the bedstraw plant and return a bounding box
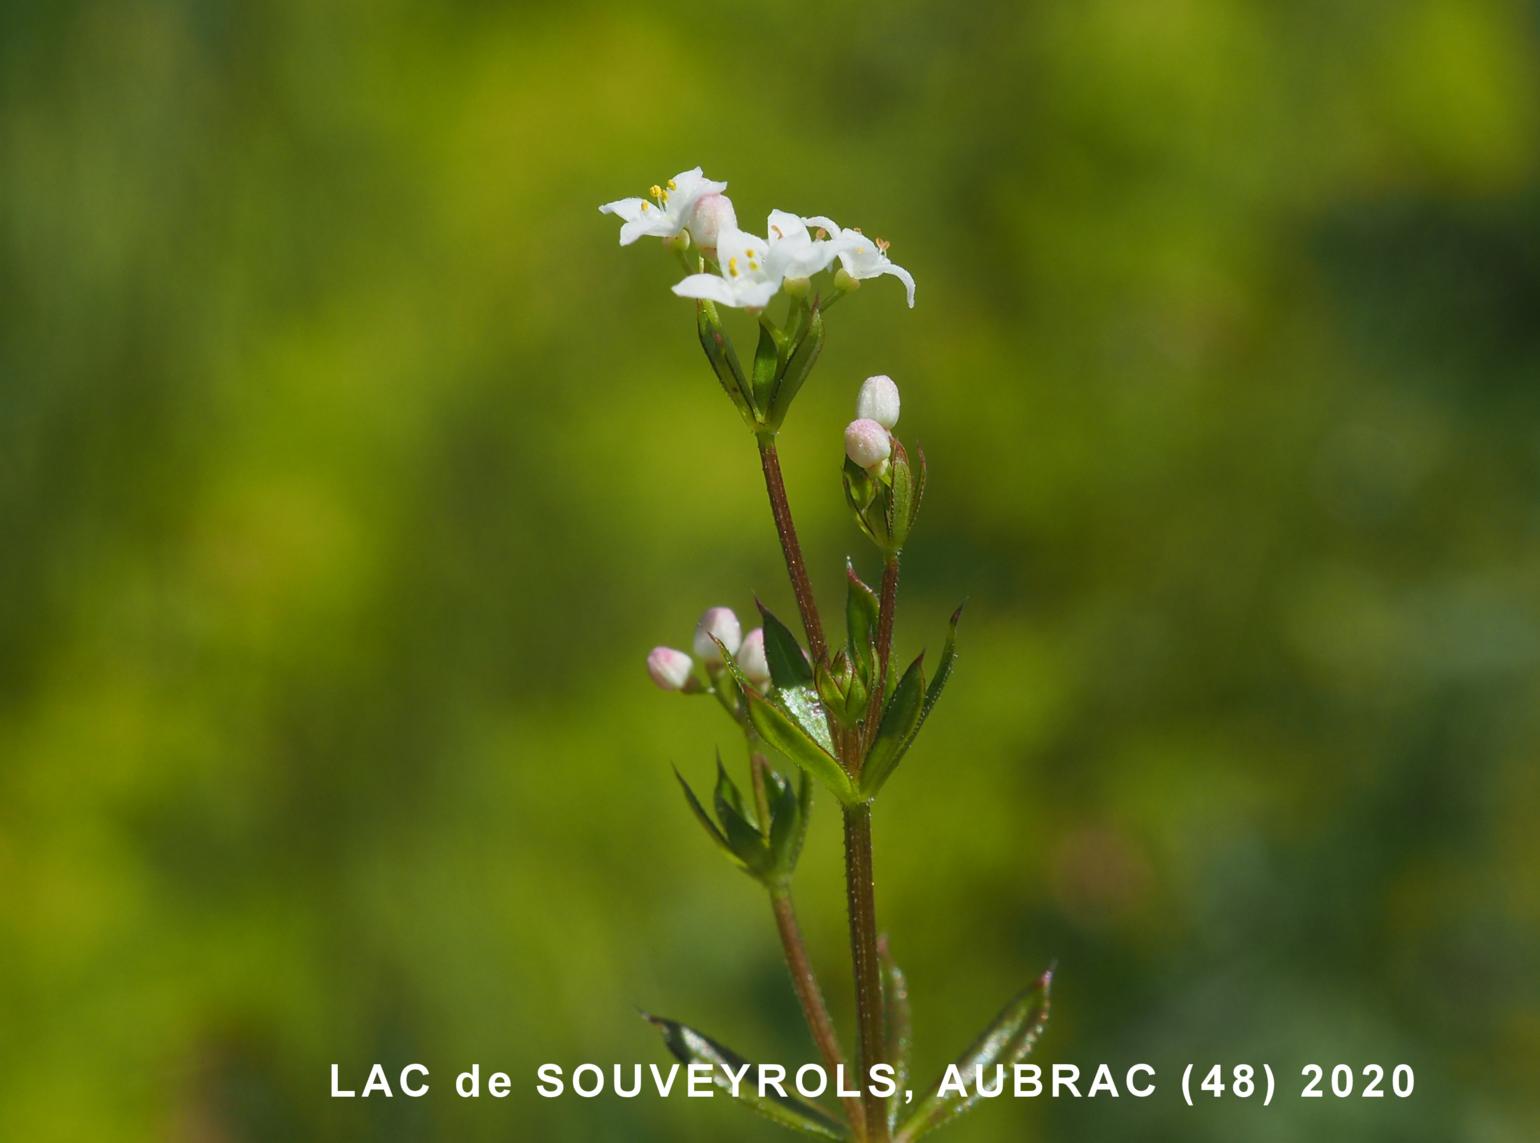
[604,167,1052,1142]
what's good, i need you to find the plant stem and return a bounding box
[748,749,774,841]
[844,803,889,1142]
[770,887,867,1137]
[748,745,863,1135]
[752,433,887,1140]
[756,434,828,662]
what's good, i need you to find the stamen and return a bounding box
[728,257,739,278]
[876,238,890,253]
[771,224,784,238]
[649,185,664,200]
[666,178,677,190]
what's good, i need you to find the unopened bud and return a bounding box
[647,646,694,691]
[844,418,892,470]
[833,267,860,293]
[688,193,737,252]
[693,606,742,664]
[738,627,771,688]
[856,375,901,429]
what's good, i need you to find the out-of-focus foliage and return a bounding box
[3,1,1538,1140]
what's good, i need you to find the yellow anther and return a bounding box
[850,226,863,234]
[666,178,677,190]
[748,259,759,271]
[649,184,664,200]
[876,237,890,253]
[640,201,651,212]
[728,257,739,278]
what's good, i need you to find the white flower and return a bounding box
[693,606,743,664]
[599,167,727,246]
[844,418,892,469]
[688,193,737,251]
[647,646,694,691]
[811,216,916,307]
[672,228,782,311]
[765,210,843,279]
[856,375,901,429]
[738,628,771,688]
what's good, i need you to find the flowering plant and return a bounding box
[605,167,1050,1142]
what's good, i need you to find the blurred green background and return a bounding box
[4,0,1539,1139]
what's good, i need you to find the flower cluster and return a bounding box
[600,167,915,310]
[647,605,771,693]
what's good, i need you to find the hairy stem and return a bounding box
[770,888,866,1137]
[844,804,889,1142]
[748,750,774,841]
[752,433,887,1140]
[749,744,861,1134]
[757,435,828,662]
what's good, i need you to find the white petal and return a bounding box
[767,209,809,243]
[619,214,673,246]
[734,279,781,310]
[666,168,729,223]
[803,215,842,237]
[883,263,917,307]
[599,196,647,220]
[836,232,883,274]
[672,273,737,306]
[715,227,774,283]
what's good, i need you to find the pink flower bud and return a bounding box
[856,375,901,429]
[738,627,771,688]
[693,606,742,664]
[647,646,694,691]
[688,193,737,251]
[844,418,892,470]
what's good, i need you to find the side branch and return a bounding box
[757,435,828,662]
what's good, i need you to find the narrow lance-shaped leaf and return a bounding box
[767,766,806,877]
[895,969,1053,1142]
[887,440,914,551]
[756,602,815,689]
[717,641,858,804]
[714,757,770,874]
[879,937,912,1135]
[768,306,824,428]
[674,766,734,859]
[644,1014,848,1140]
[696,300,755,419]
[751,320,782,412]
[859,604,965,798]
[907,443,928,535]
[860,653,925,797]
[920,603,964,725]
[845,560,880,683]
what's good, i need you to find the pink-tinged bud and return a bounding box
[738,627,771,688]
[688,193,737,251]
[693,606,742,664]
[844,418,892,469]
[856,375,901,429]
[647,646,694,691]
